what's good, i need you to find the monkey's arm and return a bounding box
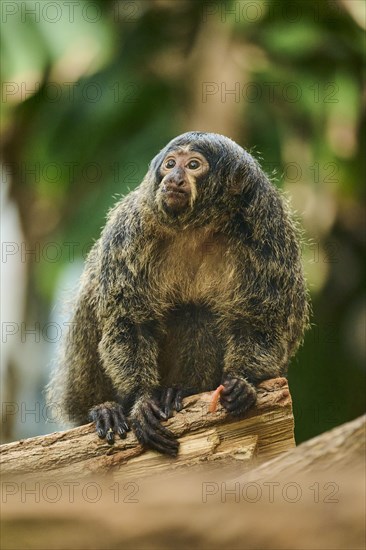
[95,201,179,455]
[220,292,307,415]
[97,305,179,456]
[220,184,309,415]
[220,325,288,415]
[96,316,179,454]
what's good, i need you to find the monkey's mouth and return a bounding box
[162,189,190,213]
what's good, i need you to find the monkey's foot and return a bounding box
[130,396,179,457]
[88,402,130,444]
[220,376,257,416]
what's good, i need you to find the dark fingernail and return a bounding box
[123,422,130,431]
[106,432,115,444]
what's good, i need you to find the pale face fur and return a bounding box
[156,147,209,215]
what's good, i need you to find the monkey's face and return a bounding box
[157,148,209,215]
[146,132,261,227]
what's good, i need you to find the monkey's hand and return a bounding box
[88,402,130,444]
[220,376,257,416]
[130,395,179,457]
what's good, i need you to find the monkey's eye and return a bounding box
[165,159,176,169]
[187,159,201,170]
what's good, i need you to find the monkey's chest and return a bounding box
[156,232,237,305]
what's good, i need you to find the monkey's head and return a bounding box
[143,131,264,227]
[155,147,209,216]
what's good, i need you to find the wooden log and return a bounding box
[0,377,294,479]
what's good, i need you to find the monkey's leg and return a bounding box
[88,402,130,444]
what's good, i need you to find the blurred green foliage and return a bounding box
[1,0,365,442]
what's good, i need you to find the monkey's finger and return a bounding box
[222,397,246,412]
[143,410,173,437]
[223,391,256,415]
[147,399,168,421]
[145,426,179,453]
[114,406,130,431]
[162,388,175,417]
[174,390,184,412]
[91,409,113,439]
[142,406,177,440]
[106,427,115,444]
[145,436,179,456]
[95,418,107,439]
[221,378,239,395]
[158,388,168,408]
[220,382,243,403]
[142,424,179,455]
[110,409,128,439]
[147,437,179,457]
[132,419,179,455]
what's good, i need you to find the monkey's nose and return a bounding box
[165,180,186,193]
[166,175,185,187]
